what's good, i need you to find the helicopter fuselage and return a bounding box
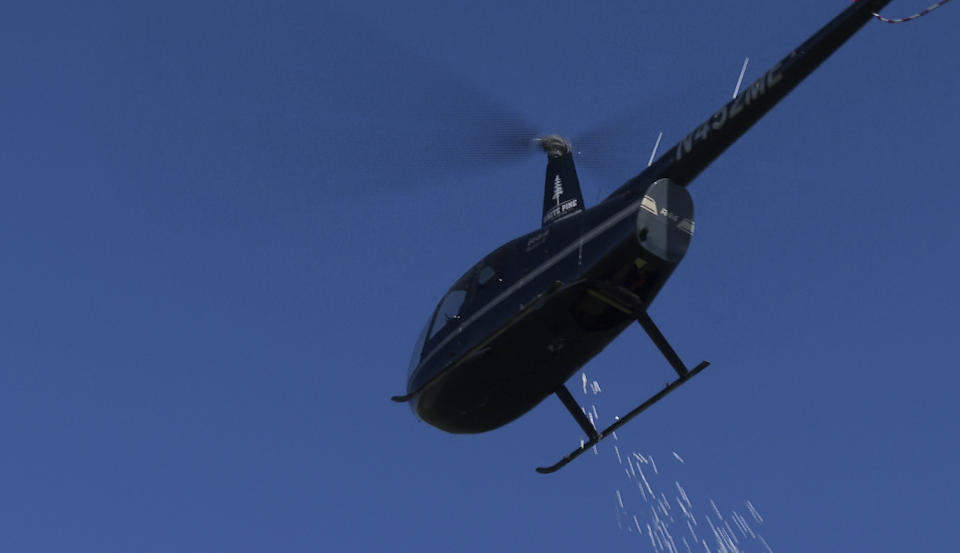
[397,0,893,446]
[406,178,694,433]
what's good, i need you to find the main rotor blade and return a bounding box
[291,8,542,181]
[570,75,725,192]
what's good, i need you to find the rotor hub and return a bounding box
[536,134,572,158]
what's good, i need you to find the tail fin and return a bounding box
[539,136,584,226]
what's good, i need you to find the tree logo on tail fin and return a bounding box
[552,175,564,206]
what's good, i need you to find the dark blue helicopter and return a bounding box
[394,0,893,473]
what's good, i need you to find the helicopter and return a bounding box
[393,0,894,473]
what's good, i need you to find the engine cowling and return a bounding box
[636,178,694,263]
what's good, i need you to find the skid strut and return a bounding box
[554,385,599,441]
[637,312,690,378]
[537,311,709,474]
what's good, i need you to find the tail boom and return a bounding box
[612,0,892,196]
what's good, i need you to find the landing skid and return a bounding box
[537,360,708,473]
[390,391,417,403]
[537,306,710,474]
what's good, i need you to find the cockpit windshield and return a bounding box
[429,290,466,339]
[407,317,430,377]
[407,246,510,379]
[408,288,467,377]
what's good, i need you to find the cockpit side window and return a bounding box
[476,265,496,286]
[428,289,466,340]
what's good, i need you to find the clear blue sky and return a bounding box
[3,1,958,551]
